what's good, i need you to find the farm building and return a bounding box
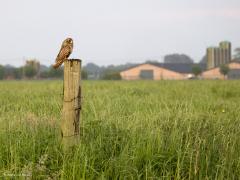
[120,63,206,80]
[201,60,240,79]
[120,61,240,80]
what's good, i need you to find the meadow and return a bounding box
[1,80,240,179]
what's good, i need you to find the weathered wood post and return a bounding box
[61,59,81,149]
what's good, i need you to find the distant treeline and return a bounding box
[0,63,125,80]
[82,53,206,80]
[1,48,239,80]
[0,64,62,80]
[0,63,123,80]
[0,53,206,80]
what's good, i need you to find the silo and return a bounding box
[219,41,232,64]
[207,47,216,69]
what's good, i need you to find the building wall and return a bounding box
[120,64,186,80]
[201,67,224,79]
[228,69,240,79]
[228,62,240,69]
[202,62,240,79]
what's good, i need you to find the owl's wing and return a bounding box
[55,45,72,63]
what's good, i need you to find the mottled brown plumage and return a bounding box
[53,38,73,69]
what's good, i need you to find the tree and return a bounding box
[84,63,101,79]
[0,65,4,79]
[13,67,23,79]
[39,70,49,78]
[102,70,121,80]
[192,66,202,78]
[4,65,17,79]
[145,60,158,64]
[164,54,194,64]
[81,69,88,80]
[234,48,240,59]
[220,65,230,79]
[24,65,37,78]
[48,67,63,78]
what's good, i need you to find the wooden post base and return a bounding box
[61,59,82,150]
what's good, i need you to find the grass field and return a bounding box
[1,80,240,179]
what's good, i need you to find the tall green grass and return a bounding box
[1,80,240,179]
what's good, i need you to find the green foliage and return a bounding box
[1,81,240,179]
[0,65,23,79]
[220,65,230,78]
[234,48,240,59]
[83,62,138,80]
[102,71,121,80]
[164,54,194,63]
[0,65,4,79]
[13,67,23,79]
[40,67,63,79]
[39,70,50,78]
[48,67,63,78]
[24,65,37,78]
[81,69,88,80]
[192,65,202,77]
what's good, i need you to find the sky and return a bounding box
[0,0,239,66]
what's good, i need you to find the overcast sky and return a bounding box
[0,0,239,66]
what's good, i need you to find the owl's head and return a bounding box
[63,38,73,46]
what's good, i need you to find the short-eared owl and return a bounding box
[53,38,73,69]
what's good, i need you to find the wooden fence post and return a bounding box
[61,59,81,149]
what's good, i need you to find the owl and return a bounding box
[53,38,73,69]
